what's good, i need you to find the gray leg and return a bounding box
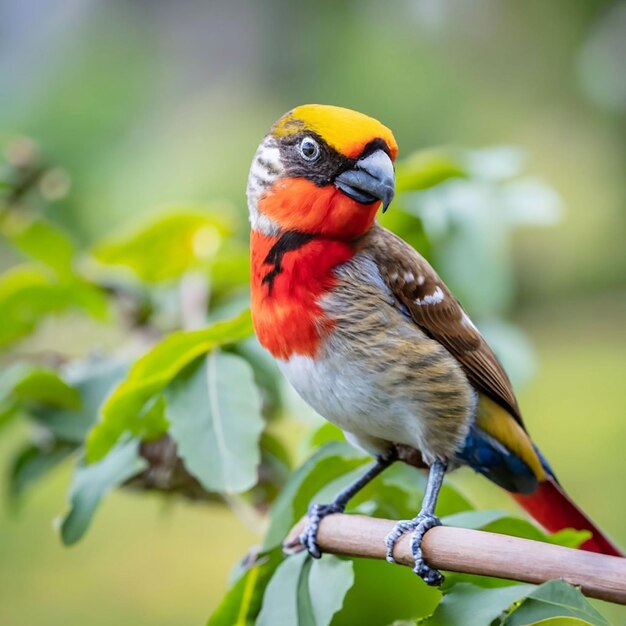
[300,450,397,558]
[385,460,447,585]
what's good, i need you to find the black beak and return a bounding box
[334,149,395,213]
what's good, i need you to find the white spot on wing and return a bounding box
[417,275,425,286]
[415,285,445,305]
[461,312,478,331]
[403,271,415,283]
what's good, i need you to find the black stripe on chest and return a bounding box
[262,230,316,292]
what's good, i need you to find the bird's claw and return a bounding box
[299,502,344,559]
[385,513,444,586]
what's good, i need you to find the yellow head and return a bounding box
[273,104,398,160]
[248,104,398,238]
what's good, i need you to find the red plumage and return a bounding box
[513,478,623,557]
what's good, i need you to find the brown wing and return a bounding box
[363,224,523,425]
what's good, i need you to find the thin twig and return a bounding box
[285,514,626,605]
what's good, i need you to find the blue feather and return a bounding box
[456,424,539,494]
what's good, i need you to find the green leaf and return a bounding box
[231,337,283,420]
[421,582,536,626]
[32,359,129,443]
[528,617,593,626]
[307,556,355,626]
[13,368,81,409]
[60,439,147,545]
[166,351,264,493]
[256,553,311,626]
[3,216,76,276]
[257,553,353,626]
[207,548,283,626]
[0,364,81,431]
[503,580,609,626]
[0,265,70,347]
[85,310,253,462]
[303,422,345,451]
[208,241,251,294]
[92,208,234,283]
[335,557,440,625]
[9,441,75,500]
[0,264,107,347]
[0,396,19,429]
[263,442,368,550]
[395,149,466,192]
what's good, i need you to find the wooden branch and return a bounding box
[284,514,626,605]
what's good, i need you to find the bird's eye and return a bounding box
[298,137,320,162]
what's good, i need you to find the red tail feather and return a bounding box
[512,478,623,557]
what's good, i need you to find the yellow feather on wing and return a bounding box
[475,395,546,481]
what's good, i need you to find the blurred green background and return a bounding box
[1,0,625,624]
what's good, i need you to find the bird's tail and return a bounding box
[512,477,623,557]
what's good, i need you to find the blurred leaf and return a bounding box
[85,310,253,462]
[207,548,283,626]
[0,364,80,429]
[259,432,291,472]
[208,241,251,294]
[2,216,75,276]
[395,149,466,192]
[92,209,234,283]
[303,422,345,451]
[32,359,129,443]
[0,264,107,347]
[232,337,283,420]
[421,582,536,626]
[526,617,593,626]
[500,179,563,227]
[0,363,31,398]
[166,351,264,493]
[257,552,353,626]
[9,441,75,500]
[247,433,292,507]
[442,510,591,548]
[0,396,19,429]
[503,581,609,626]
[60,439,147,545]
[263,442,368,550]
[0,265,72,347]
[462,146,526,181]
[66,279,108,318]
[13,368,81,409]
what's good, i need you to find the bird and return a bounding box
[247,103,622,584]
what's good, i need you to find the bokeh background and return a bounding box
[1,0,625,624]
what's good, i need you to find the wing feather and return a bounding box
[362,224,523,425]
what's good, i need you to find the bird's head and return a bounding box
[247,104,398,239]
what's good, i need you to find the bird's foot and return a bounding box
[299,502,345,558]
[385,513,444,586]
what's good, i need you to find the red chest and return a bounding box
[250,231,353,359]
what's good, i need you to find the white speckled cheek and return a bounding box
[247,138,283,235]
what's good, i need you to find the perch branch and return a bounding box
[284,514,626,605]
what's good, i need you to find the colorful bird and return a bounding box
[247,104,622,584]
